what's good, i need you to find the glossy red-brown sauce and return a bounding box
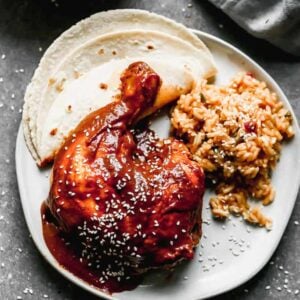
[42,62,205,294]
[42,203,141,293]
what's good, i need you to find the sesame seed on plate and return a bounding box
[265,285,271,290]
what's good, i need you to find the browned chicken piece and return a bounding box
[46,62,205,292]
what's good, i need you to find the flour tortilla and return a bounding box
[22,9,217,166]
[39,57,198,162]
[36,29,216,163]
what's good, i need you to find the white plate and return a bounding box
[16,30,300,300]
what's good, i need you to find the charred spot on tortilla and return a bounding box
[55,78,66,93]
[66,105,72,113]
[112,50,117,55]
[48,78,56,86]
[147,44,155,50]
[50,128,57,136]
[99,83,108,90]
[97,48,104,55]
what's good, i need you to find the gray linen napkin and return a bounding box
[208,0,300,56]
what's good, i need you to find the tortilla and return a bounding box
[39,57,197,162]
[22,9,217,166]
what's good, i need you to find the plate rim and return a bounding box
[15,29,300,300]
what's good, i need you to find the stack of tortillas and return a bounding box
[22,9,217,166]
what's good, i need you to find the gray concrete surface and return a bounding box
[0,0,299,299]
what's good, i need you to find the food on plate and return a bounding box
[22,9,216,166]
[21,9,216,294]
[171,72,294,228]
[20,7,296,298]
[42,62,205,293]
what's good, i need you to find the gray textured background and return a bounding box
[0,0,299,299]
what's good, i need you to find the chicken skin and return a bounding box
[46,62,205,289]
